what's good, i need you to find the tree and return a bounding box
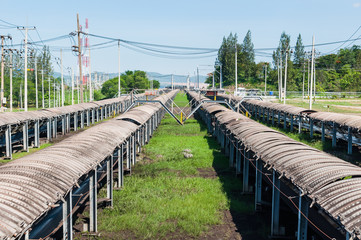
[241,30,255,80]
[217,33,239,87]
[272,32,291,68]
[150,80,160,89]
[294,34,305,66]
[101,70,150,98]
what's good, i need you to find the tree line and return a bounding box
[101,71,160,99]
[207,31,361,93]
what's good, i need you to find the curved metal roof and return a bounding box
[0,90,178,239]
[191,91,361,235]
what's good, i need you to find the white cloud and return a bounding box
[353,2,361,8]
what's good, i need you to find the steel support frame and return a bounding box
[62,189,73,240]
[297,190,309,240]
[271,169,280,236]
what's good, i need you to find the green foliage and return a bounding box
[101,70,150,98]
[150,79,160,89]
[294,34,305,66]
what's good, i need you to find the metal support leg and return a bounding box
[34,120,40,148]
[5,125,12,159]
[298,116,302,134]
[236,141,241,174]
[277,111,281,126]
[297,191,309,240]
[92,109,95,124]
[23,121,29,152]
[101,107,104,120]
[52,118,57,139]
[321,122,325,142]
[126,140,130,171]
[89,169,97,232]
[107,156,114,207]
[283,113,287,130]
[86,110,90,127]
[81,112,84,129]
[310,119,314,138]
[47,119,52,140]
[272,110,275,126]
[229,137,234,167]
[66,114,71,133]
[255,159,262,211]
[332,122,337,147]
[61,116,66,135]
[132,135,136,165]
[271,170,280,236]
[62,189,73,240]
[290,115,294,132]
[348,127,353,155]
[74,113,78,131]
[117,147,124,188]
[96,108,99,122]
[243,149,249,192]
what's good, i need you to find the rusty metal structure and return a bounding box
[216,94,361,155]
[0,90,178,240]
[0,94,148,159]
[188,90,358,240]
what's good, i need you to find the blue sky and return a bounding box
[1,0,361,76]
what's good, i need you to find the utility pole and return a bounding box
[302,60,305,100]
[41,69,44,108]
[9,50,13,112]
[280,56,283,101]
[89,49,92,101]
[277,60,280,99]
[284,49,289,105]
[264,63,267,94]
[220,64,223,89]
[77,13,84,103]
[234,43,237,95]
[35,56,38,109]
[118,40,121,97]
[313,58,316,102]
[309,35,315,110]
[71,67,74,105]
[307,55,310,99]
[61,49,64,106]
[212,72,215,89]
[18,26,35,112]
[48,77,51,108]
[53,78,56,107]
[0,35,11,111]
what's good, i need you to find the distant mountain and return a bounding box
[146,72,207,88]
[53,71,208,88]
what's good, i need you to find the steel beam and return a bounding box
[5,125,12,158]
[297,191,309,240]
[34,120,40,148]
[243,149,249,192]
[271,170,280,236]
[107,155,113,207]
[348,127,353,155]
[62,189,73,240]
[255,159,262,210]
[23,121,29,152]
[89,168,97,232]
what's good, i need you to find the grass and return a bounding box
[283,98,361,114]
[96,92,268,239]
[0,143,53,164]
